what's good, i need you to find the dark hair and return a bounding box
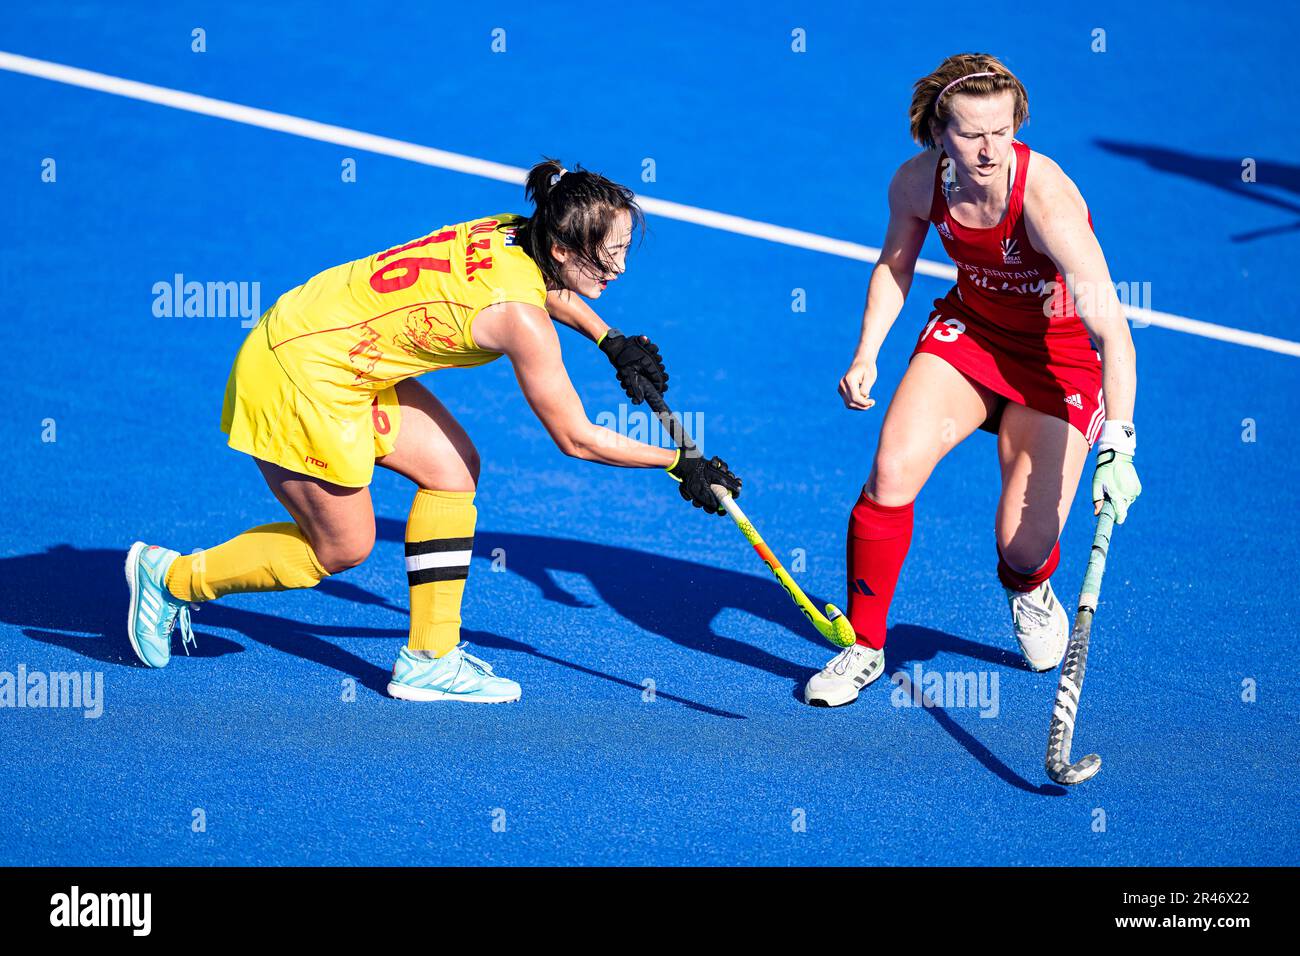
[909,53,1029,150]
[514,158,645,290]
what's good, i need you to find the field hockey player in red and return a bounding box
[806,53,1142,707]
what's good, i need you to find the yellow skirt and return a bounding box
[220,315,402,488]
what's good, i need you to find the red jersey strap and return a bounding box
[928,152,948,225]
[1006,140,1031,222]
[928,142,1032,229]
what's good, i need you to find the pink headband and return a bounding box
[937,71,996,100]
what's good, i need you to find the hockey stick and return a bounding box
[1045,498,1118,785]
[640,382,856,649]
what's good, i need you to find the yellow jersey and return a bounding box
[221,213,547,487]
[267,213,546,398]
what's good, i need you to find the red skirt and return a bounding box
[911,293,1105,444]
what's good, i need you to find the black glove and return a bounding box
[669,451,742,515]
[599,329,668,404]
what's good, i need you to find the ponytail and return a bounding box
[523,158,569,211]
[516,157,644,290]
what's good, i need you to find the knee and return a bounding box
[426,441,479,492]
[997,537,1054,576]
[314,533,375,575]
[868,447,922,506]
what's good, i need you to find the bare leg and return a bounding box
[993,403,1090,669]
[254,460,375,574]
[375,378,480,490]
[255,377,478,572]
[867,353,1002,503]
[995,403,1091,576]
[844,353,999,649]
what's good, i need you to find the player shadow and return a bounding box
[457,627,741,719]
[373,521,1063,790]
[1095,140,1300,242]
[0,543,739,718]
[377,521,839,685]
[7,545,408,692]
[877,624,1065,796]
[1,539,1062,784]
[889,399,1072,794]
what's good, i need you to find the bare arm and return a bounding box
[840,156,933,409]
[855,161,933,360]
[1024,159,1137,424]
[470,301,676,468]
[545,289,610,343]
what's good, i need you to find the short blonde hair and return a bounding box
[909,53,1029,149]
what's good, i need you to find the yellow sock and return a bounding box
[164,522,329,602]
[405,490,476,656]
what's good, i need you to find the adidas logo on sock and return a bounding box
[1064,393,1083,409]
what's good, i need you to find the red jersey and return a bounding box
[929,140,1090,336]
[912,140,1105,444]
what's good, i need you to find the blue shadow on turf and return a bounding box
[5,540,1056,787]
[2,543,741,716]
[882,624,1065,796]
[1096,139,1300,242]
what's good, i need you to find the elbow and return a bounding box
[556,426,595,460]
[1094,324,1136,362]
[874,259,913,285]
[870,261,914,302]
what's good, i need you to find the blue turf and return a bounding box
[2,2,1298,865]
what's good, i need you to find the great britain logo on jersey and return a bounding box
[503,227,519,247]
[1000,237,1023,265]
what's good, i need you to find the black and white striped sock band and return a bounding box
[405,537,473,585]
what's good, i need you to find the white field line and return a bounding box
[4,50,1297,358]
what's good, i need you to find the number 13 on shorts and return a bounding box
[923,315,966,342]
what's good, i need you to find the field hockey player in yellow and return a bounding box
[125,159,743,703]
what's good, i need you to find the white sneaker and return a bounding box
[804,643,886,707]
[1006,580,1069,671]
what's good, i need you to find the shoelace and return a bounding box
[460,644,495,676]
[1013,590,1054,631]
[162,602,199,656]
[831,645,858,675]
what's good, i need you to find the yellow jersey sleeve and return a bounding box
[265,214,546,395]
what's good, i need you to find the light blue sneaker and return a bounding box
[388,643,521,703]
[125,541,197,668]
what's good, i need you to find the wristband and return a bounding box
[666,448,682,478]
[1096,420,1136,456]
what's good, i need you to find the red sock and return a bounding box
[997,540,1060,592]
[846,491,914,649]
